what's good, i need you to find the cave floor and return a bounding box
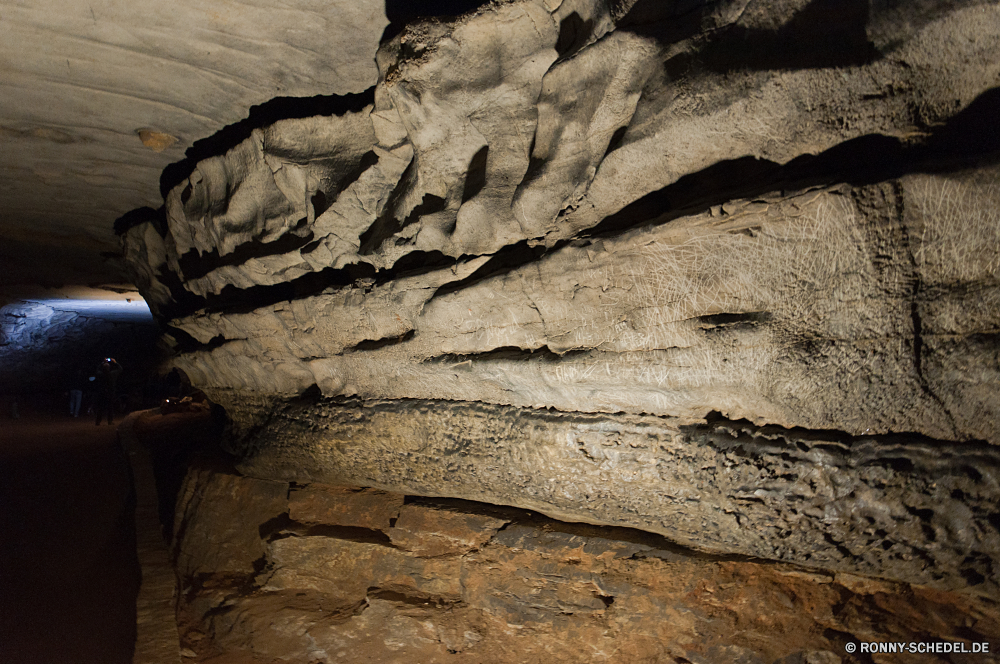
[0,400,140,664]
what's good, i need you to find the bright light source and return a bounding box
[3,285,155,320]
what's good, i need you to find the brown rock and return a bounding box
[388,504,509,557]
[287,484,403,532]
[262,535,463,603]
[173,462,288,579]
[174,466,1000,664]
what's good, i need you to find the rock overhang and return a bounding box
[118,0,1000,595]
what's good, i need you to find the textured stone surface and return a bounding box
[120,0,1000,600]
[389,504,509,557]
[0,0,389,287]
[172,462,287,579]
[287,485,402,531]
[165,175,999,442]
[170,463,1000,664]
[231,398,1000,596]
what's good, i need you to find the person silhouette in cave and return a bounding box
[94,358,123,426]
[68,367,85,418]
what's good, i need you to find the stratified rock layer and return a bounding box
[123,0,1000,612]
[169,461,1000,664]
[232,399,1000,597]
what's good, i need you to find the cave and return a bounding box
[2,1,1000,663]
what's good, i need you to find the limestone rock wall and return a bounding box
[122,0,1000,603]
[171,460,1000,664]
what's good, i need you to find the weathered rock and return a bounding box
[121,0,1000,635]
[167,175,1000,445]
[287,484,403,532]
[171,465,1000,664]
[229,398,1000,596]
[262,536,464,603]
[173,462,287,580]
[389,504,509,557]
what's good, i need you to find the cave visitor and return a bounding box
[94,357,123,426]
[163,367,183,399]
[68,368,85,418]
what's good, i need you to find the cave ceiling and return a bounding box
[0,0,388,288]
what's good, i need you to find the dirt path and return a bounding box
[0,403,140,664]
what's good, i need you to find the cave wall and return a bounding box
[167,457,999,664]
[120,0,1000,659]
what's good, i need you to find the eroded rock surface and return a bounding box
[170,462,1000,664]
[230,399,1000,596]
[122,0,1000,623]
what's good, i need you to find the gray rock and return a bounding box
[121,0,1000,594]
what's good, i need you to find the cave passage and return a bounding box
[0,401,141,664]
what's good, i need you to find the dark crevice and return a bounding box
[367,588,459,607]
[176,231,316,281]
[987,512,1000,536]
[311,190,329,218]
[694,311,772,328]
[426,345,589,364]
[399,494,743,563]
[960,566,986,586]
[703,0,879,72]
[114,205,166,237]
[164,249,459,324]
[907,507,935,523]
[555,12,594,60]
[382,0,493,42]
[258,512,295,540]
[461,145,489,204]
[823,533,853,559]
[385,249,455,279]
[602,125,629,160]
[357,158,417,254]
[690,410,998,472]
[621,0,879,71]
[617,0,732,46]
[162,326,229,355]
[160,88,375,198]
[330,150,380,201]
[296,383,323,401]
[429,240,557,301]
[185,263,376,318]
[876,456,915,474]
[515,155,548,194]
[267,522,394,547]
[347,329,416,352]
